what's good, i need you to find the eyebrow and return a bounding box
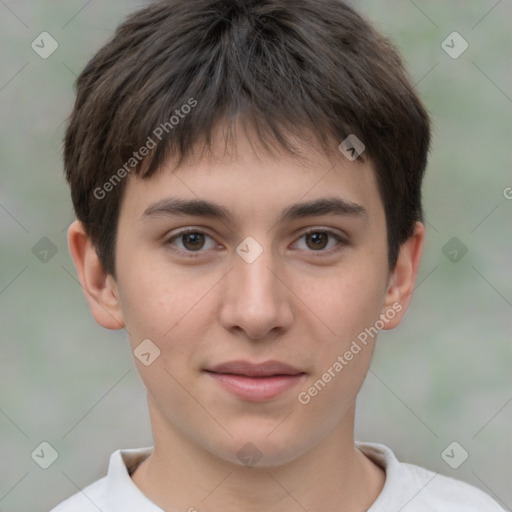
[140,196,367,224]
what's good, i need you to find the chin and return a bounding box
[204,424,315,469]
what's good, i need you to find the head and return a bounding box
[66,0,430,467]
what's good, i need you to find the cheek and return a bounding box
[118,271,215,407]
[117,259,217,351]
[295,274,382,415]
[299,263,387,341]
[292,257,387,405]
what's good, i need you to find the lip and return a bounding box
[205,360,306,401]
[208,360,303,377]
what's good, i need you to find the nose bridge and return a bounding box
[236,249,278,299]
[219,239,292,338]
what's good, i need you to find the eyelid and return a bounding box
[296,226,347,240]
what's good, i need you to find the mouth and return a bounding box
[204,360,306,401]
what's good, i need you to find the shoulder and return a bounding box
[48,446,155,512]
[357,441,506,512]
[48,476,108,512]
[401,461,505,511]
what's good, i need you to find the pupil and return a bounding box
[307,232,328,250]
[184,233,204,250]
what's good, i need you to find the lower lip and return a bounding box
[206,372,305,401]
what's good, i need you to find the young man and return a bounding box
[52,0,505,510]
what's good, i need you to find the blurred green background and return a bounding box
[1,1,511,510]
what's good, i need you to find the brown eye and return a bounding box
[165,229,217,255]
[181,232,205,251]
[305,232,329,250]
[293,229,346,255]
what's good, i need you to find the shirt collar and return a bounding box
[357,441,438,511]
[103,442,406,511]
[104,446,163,511]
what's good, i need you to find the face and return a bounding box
[77,127,419,468]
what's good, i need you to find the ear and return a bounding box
[381,221,425,329]
[67,220,125,330]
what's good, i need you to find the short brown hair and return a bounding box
[64,0,431,277]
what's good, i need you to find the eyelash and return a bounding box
[163,228,347,259]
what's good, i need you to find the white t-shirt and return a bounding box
[49,442,505,511]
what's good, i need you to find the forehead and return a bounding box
[118,125,383,228]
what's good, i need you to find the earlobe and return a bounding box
[381,221,425,330]
[67,220,125,330]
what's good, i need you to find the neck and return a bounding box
[131,399,385,512]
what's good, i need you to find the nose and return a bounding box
[218,243,294,340]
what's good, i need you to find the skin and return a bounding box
[68,125,424,512]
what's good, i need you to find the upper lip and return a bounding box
[206,360,304,377]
